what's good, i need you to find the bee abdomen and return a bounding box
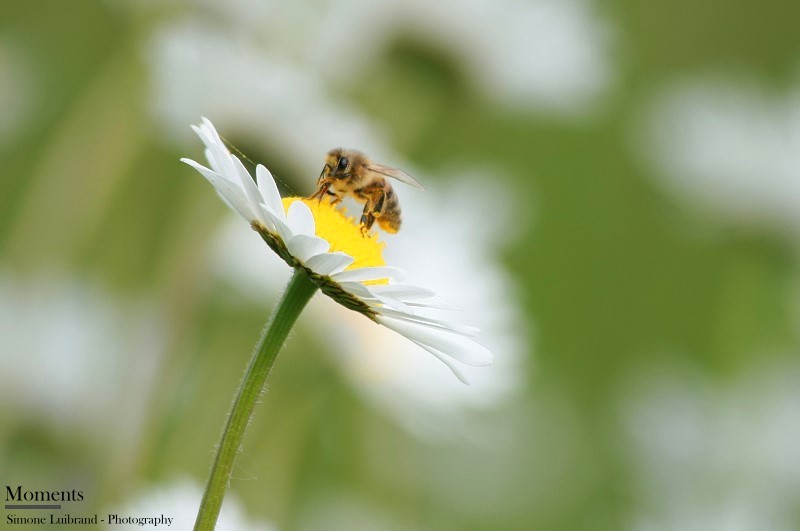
[378,188,402,233]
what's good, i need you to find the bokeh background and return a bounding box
[2,1,800,530]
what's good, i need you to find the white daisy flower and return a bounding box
[181,117,492,381]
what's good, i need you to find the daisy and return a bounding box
[181,117,492,530]
[181,117,492,381]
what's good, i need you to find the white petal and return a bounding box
[256,165,284,217]
[371,294,415,314]
[200,116,218,137]
[368,285,436,301]
[190,123,205,139]
[339,281,415,314]
[182,158,254,221]
[181,157,213,178]
[200,117,225,150]
[377,315,493,367]
[203,147,236,183]
[231,155,264,222]
[203,147,223,177]
[374,307,479,337]
[182,158,225,194]
[305,252,354,275]
[194,122,235,179]
[409,339,470,384]
[330,266,405,283]
[405,297,461,311]
[337,281,375,299]
[286,200,315,236]
[287,234,330,262]
[253,212,276,233]
[212,180,255,221]
[191,125,215,153]
[259,205,292,242]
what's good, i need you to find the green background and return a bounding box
[1,1,799,530]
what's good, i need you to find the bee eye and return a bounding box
[337,157,349,172]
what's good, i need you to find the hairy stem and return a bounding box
[194,269,317,531]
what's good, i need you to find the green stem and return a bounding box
[194,269,317,531]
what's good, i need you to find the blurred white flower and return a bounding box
[640,75,800,238]
[138,0,614,118]
[0,273,163,449]
[304,0,614,113]
[149,20,381,169]
[620,360,800,531]
[183,118,493,381]
[106,478,274,531]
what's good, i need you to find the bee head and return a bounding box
[325,148,355,179]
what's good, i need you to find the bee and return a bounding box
[309,148,424,234]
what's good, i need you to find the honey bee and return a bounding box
[309,148,425,234]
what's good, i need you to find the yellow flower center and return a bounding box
[282,197,386,275]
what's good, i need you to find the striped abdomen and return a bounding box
[377,184,401,233]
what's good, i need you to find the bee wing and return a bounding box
[368,164,425,191]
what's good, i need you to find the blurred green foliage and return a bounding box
[1,1,799,530]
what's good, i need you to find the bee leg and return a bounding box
[310,164,334,201]
[360,212,376,235]
[373,190,387,216]
[317,163,332,184]
[358,187,391,235]
[327,190,342,206]
[310,180,331,202]
[359,196,377,235]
